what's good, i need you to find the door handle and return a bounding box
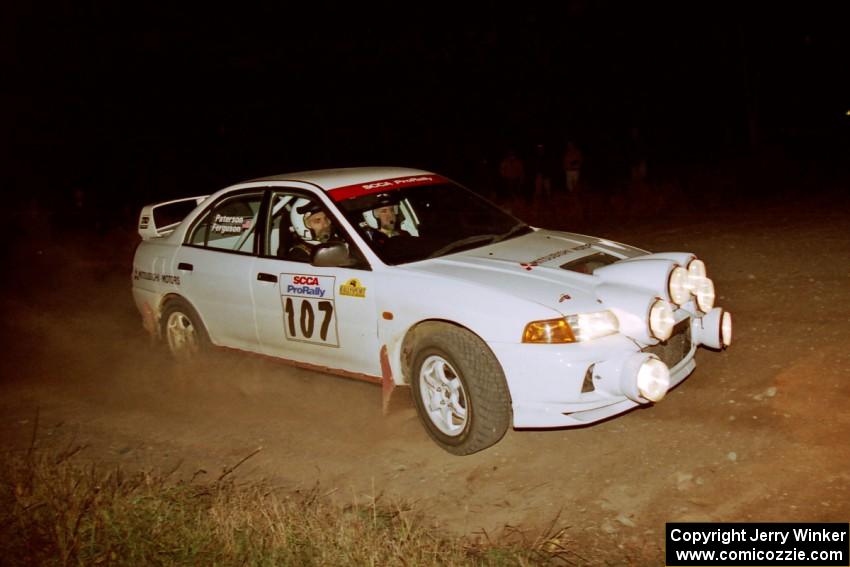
[178,262,193,271]
[257,272,278,283]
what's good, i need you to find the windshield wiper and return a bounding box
[493,222,531,243]
[426,234,500,259]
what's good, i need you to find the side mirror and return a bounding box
[312,241,353,267]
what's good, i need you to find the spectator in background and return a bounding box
[531,143,552,204]
[560,140,585,223]
[629,126,648,182]
[497,149,525,200]
[562,141,583,193]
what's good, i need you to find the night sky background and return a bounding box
[4,2,849,221]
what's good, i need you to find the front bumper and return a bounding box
[491,308,727,428]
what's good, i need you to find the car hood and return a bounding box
[402,230,647,316]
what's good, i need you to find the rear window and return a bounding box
[153,200,200,231]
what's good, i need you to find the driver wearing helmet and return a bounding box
[363,197,408,245]
[289,198,336,262]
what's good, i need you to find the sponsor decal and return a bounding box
[361,176,433,190]
[282,274,334,300]
[329,174,449,201]
[211,214,251,235]
[526,248,574,266]
[132,269,180,286]
[520,243,594,270]
[339,278,367,298]
[280,274,339,347]
[559,293,571,302]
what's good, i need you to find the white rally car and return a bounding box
[132,167,732,455]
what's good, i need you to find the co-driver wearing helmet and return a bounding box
[363,199,409,246]
[289,199,336,262]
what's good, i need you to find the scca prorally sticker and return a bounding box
[285,274,331,298]
[329,174,450,201]
[361,176,434,190]
[280,274,339,346]
[133,269,180,286]
[339,278,366,298]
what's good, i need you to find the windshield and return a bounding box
[337,182,531,265]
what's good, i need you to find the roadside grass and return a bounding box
[1,443,578,566]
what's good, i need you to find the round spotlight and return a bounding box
[637,358,670,402]
[649,299,674,341]
[721,311,733,347]
[668,266,690,306]
[687,258,706,287]
[695,278,715,312]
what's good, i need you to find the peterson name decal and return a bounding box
[339,278,367,298]
[211,214,252,235]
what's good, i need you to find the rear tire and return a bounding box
[160,298,209,361]
[408,323,511,455]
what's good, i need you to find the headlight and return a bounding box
[522,311,619,343]
[721,311,733,346]
[686,258,715,311]
[687,258,706,284]
[648,299,674,341]
[637,358,670,402]
[668,266,690,306]
[566,311,619,342]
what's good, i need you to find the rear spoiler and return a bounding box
[138,195,208,240]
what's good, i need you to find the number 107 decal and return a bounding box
[280,273,340,347]
[283,297,338,345]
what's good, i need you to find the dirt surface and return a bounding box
[2,197,849,565]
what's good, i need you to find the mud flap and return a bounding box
[381,345,409,414]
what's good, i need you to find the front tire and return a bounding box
[408,323,511,455]
[160,298,209,361]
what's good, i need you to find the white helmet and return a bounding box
[290,198,323,245]
[363,201,399,230]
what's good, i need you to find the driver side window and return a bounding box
[264,190,369,269]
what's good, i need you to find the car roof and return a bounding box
[250,166,435,191]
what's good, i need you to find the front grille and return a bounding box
[642,318,691,368]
